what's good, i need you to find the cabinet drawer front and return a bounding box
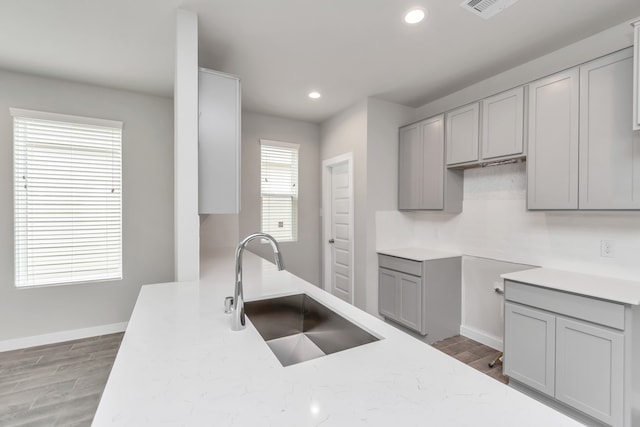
[505,280,624,330]
[378,255,422,276]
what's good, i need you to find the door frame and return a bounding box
[322,152,354,304]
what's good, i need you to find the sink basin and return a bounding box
[244,293,379,366]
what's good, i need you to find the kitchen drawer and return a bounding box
[378,255,422,276]
[505,280,625,330]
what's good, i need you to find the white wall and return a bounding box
[0,69,174,345]
[174,9,199,281]
[239,111,322,286]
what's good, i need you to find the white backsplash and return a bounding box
[378,162,640,281]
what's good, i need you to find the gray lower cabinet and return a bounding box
[504,280,629,427]
[504,302,555,397]
[555,317,624,427]
[378,268,422,332]
[378,254,461,343]
[398,115,463,212]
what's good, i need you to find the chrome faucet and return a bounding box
[231,233,285,331]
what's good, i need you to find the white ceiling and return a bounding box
[2,0,640,123]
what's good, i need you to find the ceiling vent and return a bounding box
[460,0,521,19]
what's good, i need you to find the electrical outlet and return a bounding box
[600,240,615,258]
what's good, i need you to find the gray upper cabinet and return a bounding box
[633,20,640,131]
[445,103,480,166]
[527,68,580,210]
[481,86,525,160]
[398,123,422,210]
[528,49,640,211]
[398,115,463,212]
[198,68,241,214]
[579,48,640,209]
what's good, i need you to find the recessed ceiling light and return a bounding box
[308,91,321,99]
[404,7,427,24]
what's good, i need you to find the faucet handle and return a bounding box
[224,296,234,314]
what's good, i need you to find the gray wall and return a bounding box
[239,111,321,286]
[320,101,368,308]
[364,98,415,314]
[0,70,174,342]
[319,98,414,313]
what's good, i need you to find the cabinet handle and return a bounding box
[328,239,335,244]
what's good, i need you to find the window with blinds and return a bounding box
[11,108,123,287]
[260,140,299,242]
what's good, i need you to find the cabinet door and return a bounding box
[634,21,640,131]
[555,317,624,427]
[504,302,556,397]
[527,69,579,210]
[419,115,445,210]
[446,103,479,165]
[378,268,400,320]
[398,123,422,210]
[579,49,640,209]
[198,68,241,214]
[398,273,423,333]
[481,87,524,160]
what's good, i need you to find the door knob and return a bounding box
[328,239,335,244]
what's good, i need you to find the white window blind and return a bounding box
[11,108,123,287]
[260,140,299,242]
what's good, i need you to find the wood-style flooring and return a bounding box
[432,335,509,384]
[0,332,505,426]
[0,333,123,427]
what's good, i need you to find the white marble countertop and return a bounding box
[377,247,461,261]
[93,248,583,426]
[502,267,640,305]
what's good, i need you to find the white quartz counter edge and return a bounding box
[93,248,583,427]
[377,247,461,261]
[502,267,640,306]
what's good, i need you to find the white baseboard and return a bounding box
[460,325,503,351]
[0,322,128,352]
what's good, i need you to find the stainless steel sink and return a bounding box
[244,294,379,367]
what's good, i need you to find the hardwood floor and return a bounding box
[432,335,509,384]
[0,332,123,427]
[0,332,504,426]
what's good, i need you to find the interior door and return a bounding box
[329,162,352,303]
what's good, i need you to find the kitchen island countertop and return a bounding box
[93,248,583,426]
